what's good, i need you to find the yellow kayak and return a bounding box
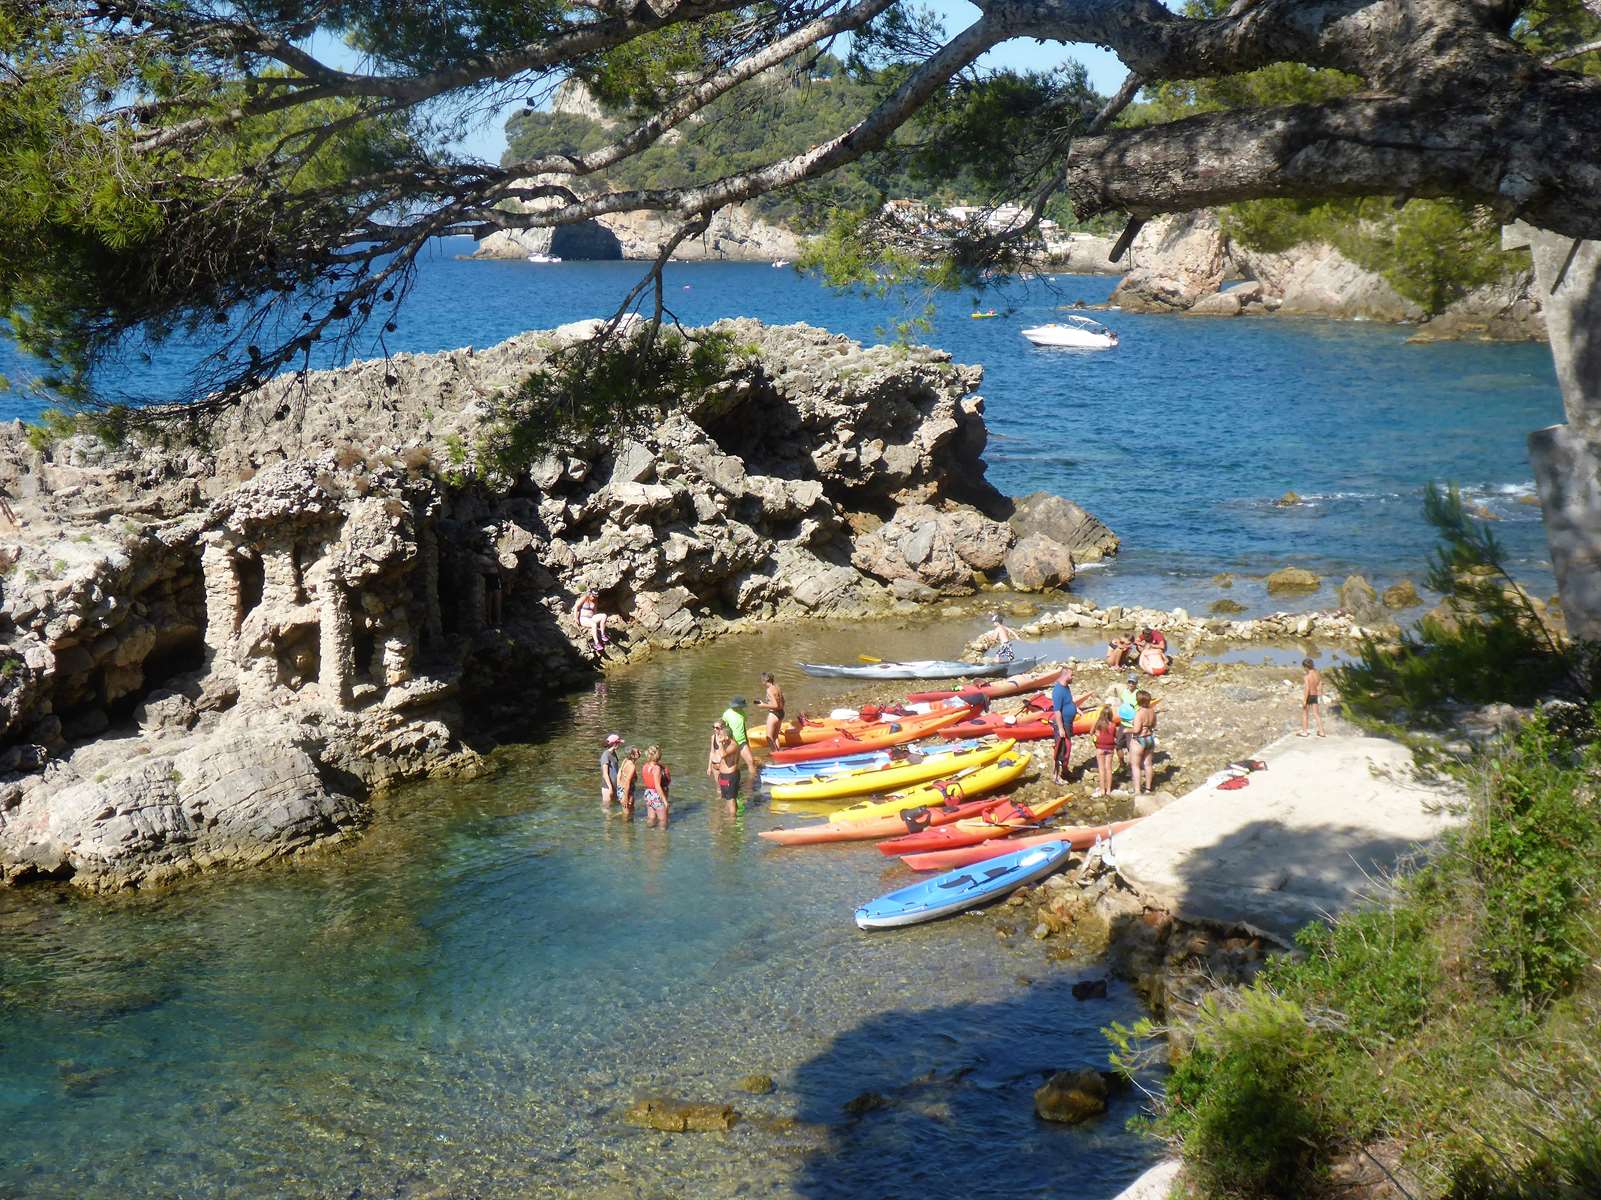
[828,746,1029,823]
[767,740,1013,804]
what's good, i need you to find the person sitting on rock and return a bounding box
[1105,636,1135,669]
[572,588,610,654]
[1134,627,1170,674]
[973,613,1020,661]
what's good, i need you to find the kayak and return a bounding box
[855,840,1075,930]
[766,705,975,765]
[799,657,1042,681]
[758,739,985,782]
[903,668,1059,704]
[875,794,1071,855]
[898,819,1141,872]
[937,701,1113,741]
[758,794,1008,847]
[750,698,963,749]
[825,745,1026,821]
[769,739,1011,803]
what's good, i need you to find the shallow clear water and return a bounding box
[0,616,1164,1198]
[0,246,1565,1196]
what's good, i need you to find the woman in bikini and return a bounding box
[572,588,609,654]
[1128,690,1158,796]
[759,672,786,751]
[641,745,671,828]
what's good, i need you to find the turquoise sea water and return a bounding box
[0,245,1566,1197]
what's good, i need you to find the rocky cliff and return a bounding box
[1109,211,1546,341]
[0,321,1114,891]
[472,204,804,263]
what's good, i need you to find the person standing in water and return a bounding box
[641,745,671,828]
[974,612,1019,661]
[615,747,640,818]
[599,733,622,807]
[708,727,743,811]
[720,697,757,780]
[759,673,786,749]
[1300,658,1326,737]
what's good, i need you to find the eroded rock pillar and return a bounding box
[1503,223,1601,640]
[318,580,356,705]
[200,539,242,657]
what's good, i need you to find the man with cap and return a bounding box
[599,733,623,808]
[721,697,757,782]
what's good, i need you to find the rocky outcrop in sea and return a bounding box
[0,320,1113,890]
[1109,211,1545,341]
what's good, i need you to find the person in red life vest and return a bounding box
[641,745,672,829]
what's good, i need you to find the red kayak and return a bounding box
[904,668,1057,706]
[939,695,1056,741]
[898,819,1142,872]
[875,794,1070,855]
[766,705,974,764]
[758,794,1008,846]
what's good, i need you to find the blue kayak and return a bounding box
[854,840,1074,930]
[758,739,985,782]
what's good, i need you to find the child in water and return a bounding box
[615,747,640,819]
[641,745,671,828]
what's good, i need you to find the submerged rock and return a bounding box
[623,1098,740,1132]
[737,1074,775,1095]
[1034,1068,1111,1124]
[1265,566,1321,593]
[1383,579,1423,609]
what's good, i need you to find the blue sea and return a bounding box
[0,242,1565,1198]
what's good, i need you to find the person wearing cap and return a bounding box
[1107,673,1140,722]
[720,697,756,781]
[973,612,1020,662]
[599,733,623,807]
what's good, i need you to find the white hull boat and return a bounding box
[1020,315,1118,349]
[527,253,563,264]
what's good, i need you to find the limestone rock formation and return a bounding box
[1108,210,1546,341]
[0,320,1111,890]
[472,203,803,264]
[1004,534,1077,592]
[1265,567,1322,593]
[1008,492,1120,562]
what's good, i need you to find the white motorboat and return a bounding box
[1020,314,1119,349]
[527,253,562,264]
[771,259,791,268]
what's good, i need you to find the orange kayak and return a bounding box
[751,701,960,749]
[766,705,975,764]
[875,795,1070,855]
[898,819,1142,871]
[758,794,1006,847]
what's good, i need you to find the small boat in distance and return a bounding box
[527,253,562,264]
[970,309,999,319]
[771,259,791,268]
[1020,314,1119,349]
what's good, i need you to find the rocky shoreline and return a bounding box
[1108,210,1545,342]
[0,321,1121,892]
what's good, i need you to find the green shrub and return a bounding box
[1336,484,1573,726]
[1159,991,1334,1197]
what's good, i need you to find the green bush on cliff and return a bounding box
[459,329,745,486]
[1119,709,1601,1199]
[1126,0,1536,317]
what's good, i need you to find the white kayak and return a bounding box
[800,657,1042,681]
[854,839,1074,929]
